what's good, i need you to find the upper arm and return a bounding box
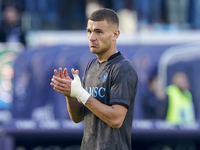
[110,64,138,108]
[111,104,128,123]
[109,104,128,129]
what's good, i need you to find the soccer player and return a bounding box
[50,8,138,150]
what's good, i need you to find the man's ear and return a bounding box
[112,29,120,41]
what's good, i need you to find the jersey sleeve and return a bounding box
[110,64,138,109]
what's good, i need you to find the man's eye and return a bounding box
[97,31,102,33]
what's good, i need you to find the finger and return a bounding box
[52,82,70,96]
[52,76,71,88]
[71,68,75,75]
[50,82,63,90]
[53,75,66,83]
[59,68,64,78]
[51,77,65,88]
[75,69,79,76]
[63,68,68,77]
[51,79,71,97]
[54,69,59,77]
[52,85,65,95]
[71,68,79,75]
[50,82,55,87]
[53,84,66,91]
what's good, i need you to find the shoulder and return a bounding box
[108,55,138,89]
[112,54,138,78]
[112,54,133,67]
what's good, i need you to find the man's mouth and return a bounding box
[90,43,97,47]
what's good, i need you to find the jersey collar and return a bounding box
[107,51,121,61]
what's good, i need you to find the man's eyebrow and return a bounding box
[94,28,103,32]
[86,28,103,32]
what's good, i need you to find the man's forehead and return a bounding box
[87,20,109,29]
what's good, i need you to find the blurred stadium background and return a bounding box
[0,0,200,150]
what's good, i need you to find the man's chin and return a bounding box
[90,47,98,54]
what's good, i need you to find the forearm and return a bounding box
[66,96,84,123]
[85,97,127,129]
[51,71,126,128]
[69,74,127,128]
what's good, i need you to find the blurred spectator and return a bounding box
[93,0,133,14]
[57,0,86,30]
[141,70,168,119]
[164,0,189,30]
[133,0,165,31]
[0,4,26,46]
[25,0,58,30]
[133,0,151,31]
[1,0,25,12]
[165,72,195,124]
[189,0,200,29]
[149,0,166,30]
[1,0,199,31]
[97,0,112,10]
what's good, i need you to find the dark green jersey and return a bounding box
[81,52,138,150]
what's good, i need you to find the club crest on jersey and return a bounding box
[100,72,108,82]
[86,74,90,79]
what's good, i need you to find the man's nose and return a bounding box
[89,32,96,41]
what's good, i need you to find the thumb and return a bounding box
[71,73,82,98]
[75,69,79,76]
[71,68,79,75]
[72,73,82,85]
[72,73,79,80]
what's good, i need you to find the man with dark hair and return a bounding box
[88,8,119,28]
[51,8,138,150]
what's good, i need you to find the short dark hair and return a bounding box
[88,8,119,28]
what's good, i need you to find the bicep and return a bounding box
[110,65,138,108]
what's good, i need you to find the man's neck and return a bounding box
[97,49,118,63]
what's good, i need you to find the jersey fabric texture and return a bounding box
[80,52,138,150]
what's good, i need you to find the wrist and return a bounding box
[70,74,91,105]
[76,88,91,105]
